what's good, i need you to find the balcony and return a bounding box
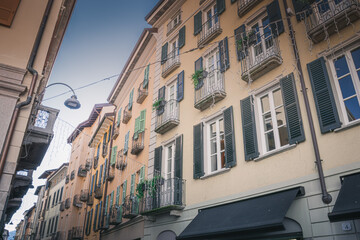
[131,130,145,155]
[137,81,148,104]
[93,156,99,169]
[11,170,33,199]
[155,99,180,134]
[71,227,83,240]
[194,70,226,111]
[198,14,222,49]
[65,175,69,184]
[67,230,73,240]
[102,142,109,157]
[95,184,103,199]
[162,48,181,78]
[85,158,92,171]
[123,195,139,219]
[5,198,21,223]
[113,127,119,140]
[139,177,185,215]
[60,201,65,211]
[107,167,115,181]
[18,105,59,170]
[73,195,82,208]
[240,31,282,82]
[70,170,75,180]
[302,0,360,43]
[122,104,132,124]
[237,0,264,17]
[65,198,71,209]
[80,190,89,202]
[167,12,181,35]
[87,194,94,206]
[78,165,87,177]
[116,149,127,170]
[109,205,122,225]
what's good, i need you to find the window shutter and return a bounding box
[140,166,145,182]
[140,110,146,132]
[178,26,186,49]
[280,73,305,144]
[267,0,284,37]
[103,159,107,183]
[177,70,184,102]
[0,0,20,27]
[144,64,150,88]
[117,108,122,127]
[194,11,202,36]
[116,186,120,205]
[90,175,94,194]
[154,146,162,176]
[174,135,183,205]
[217,0,226,15]
[307,57,341,133]
[134,117,140,139]
[194,57,204,90]
[108,125,112,142]
[116,204,122,223]
[98,201,102,229]
[161,43,168,65]
[59,187,63,201]
[122,180,127,203]
[124,131,129,154]
[234,25,247,61]
[128,88,134,110]
[292,0,312,21]
[223,106,237,168]
[99,165,103,185]
[110,146,117,166]
[219,37,230,73]
[105,195,108,215]
[110,191,114,207]
[193,123,204,179]
[93,204,98,231]
[240,96,259,161]
[157,86,166,115]
[130,174,135,195]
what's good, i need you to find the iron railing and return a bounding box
[78,165,87,177]
[80,189,89,202]
[93,156,99,169]
[107,167,115,181]
[73,194,82,208]
[137,81,148,104]
[116,149,127,170]
[102,142,109,157]
[109,204,122,225]
[71,227,83,239]
[95,184,103,199]
[122,195,139,218]
[87,194,94,206]
[237,0,263,17]
[162,48,181,77]
[85,158,92,171]
[60,201,65,211]
[65,175,69,184]
[198,14,222,48]
[65,198,71,209]
[155,99,180,134]
[70,170,75,180]
[122,104,132,124]
[131,130,145,155]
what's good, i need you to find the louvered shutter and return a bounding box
[177,70,184,102]
[194,57,204,90]
[122,180,127,203]
[217,0,226,15]
[128,88,134,110]
[110,191,114,207]
[144,64,149,88]
[193,123,204,179]
[103,159,107,183]
[93,204,98,231]
[116,205,122,223]
[140,110,146,132]
[116,186,120,205]
[307,57,341,133]
[157,86,166,115]
[97,201,102,229]
[124,131,129,154]
[267,0,284,37]
[194,11,202,35]
[110,146,117,166]
[99,165,103,185]
[161,43,168,65]
[223,106,237,167]
[117,108,122,127]
[280,74,305,144]
[90,175,94,194]
[240,96,259,161]
[219,37,230,73]
[154,146,162,176]
[134,117,140,139]
[130,174,135,195]
[140,166,145,182]
[105,195,108,215]
[174,135,183,205]
[178,26,186,49]
[0,0,20,27]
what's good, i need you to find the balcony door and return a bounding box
[205,49,221,92]
[167,82,176,119]
[164,142,175,206]
[205,4,218,33]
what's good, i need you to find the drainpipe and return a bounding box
[282,0,332,204]
[0,0,54,177]
[100,110,116,237]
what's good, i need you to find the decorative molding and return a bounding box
[0,63,27,98]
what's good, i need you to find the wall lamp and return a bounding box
[41,82,81,109]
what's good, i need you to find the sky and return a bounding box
[6,0,158,232]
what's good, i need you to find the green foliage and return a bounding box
[191,69,203,88]
[152,98,164,110]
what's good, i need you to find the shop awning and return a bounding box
[328,172,360,222]
[177,187,304,240]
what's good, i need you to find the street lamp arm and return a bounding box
[44,82,77,96]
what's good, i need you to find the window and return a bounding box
[204,47,222,88]
[122,181,127,203]
[167,11,182,34]
[116,186,120,205]
[169,38,179,58]
[205,117,225,173]
[130,174,135,195]
[138,166,145,183]
[93,204,98,231]
[205,4,218,33]
[164,142,175,179]
[0,0,20,27]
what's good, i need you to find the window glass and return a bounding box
[207,117,225,173]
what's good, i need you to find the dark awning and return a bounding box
[177,187,304,240]
[328,172,360,222]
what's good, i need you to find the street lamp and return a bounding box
[42,82,81,109]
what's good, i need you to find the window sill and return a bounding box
[254,144,297,162]
[200,168,231,180]
[334,120,360,133]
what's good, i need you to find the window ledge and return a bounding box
[254,144,297,162]
[334,120,360,133]
[200,168,231,180]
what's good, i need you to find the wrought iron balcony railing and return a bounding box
[116,149,127,170]
[102,142,109,157]
[122,195,139,219]
[80,189,89,202]
[107,167,115,181]
[139,177,185,215]
[239,30,282,81]
[300,0,360,43]
[162,48,181,78]
[109,204,122,225]
[198,14,222,48]
[60,201,65,212]
[137,81,148,104]
[93,155,99,169]
[71,226,83,240]
[237,0,264,17]
[155,99,180,134]
[85,158,92,171]
[194,69,226,111]
[131,130,145,155]
[78,165,87,177]
[122,104,132,124]
[95,184,103,199]
[87,194,94,206]
[73,195,82,208]
[113,127,119,140]
[65,198,71,209]
[70,170,75,180]
[65,175,69,184]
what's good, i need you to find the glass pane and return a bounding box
[261,95,270,113]
[351,47,360,69]
[207,10,212,29]
[278,126,289,147]
[211,155,218,172]
[263,112,273,131]
[344,97,360,122]
[265,131,276,152]
[220,134,225,151]
[317,0,330,13]
[334,56,350,78]
[219,119,224,135]
[273,89,283,107]
[262,17,270,37]
[210,122,217,138]
[220,151,225,169]
[276,107,286,126]
[210,138,217,154]
[167,146,172,159]
[338,75,356,99]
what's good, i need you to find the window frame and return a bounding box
[163,141,176,180]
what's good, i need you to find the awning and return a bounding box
[177,187,304,240]
[328,172,360,222]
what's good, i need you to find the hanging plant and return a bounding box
[247,30,256,46]
[152,98,164,110]
[191,69,204,88]
[136,181,147,199]
[148,175,164,197]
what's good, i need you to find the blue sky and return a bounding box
[6,0,158,231]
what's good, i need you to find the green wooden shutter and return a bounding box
[124,131,129,154]
[223,106,237,168]
[144,64,150,88]
[116,186,120,205]
[154,146,162,176]
[116,205,122,223]
[139,166,145,183]
[122,180,127,203]
[194,57,204,90]
[194,11,202,35]
[90,175,94,194]
[174,135,183,205]
[177,70,184,102]
[130,174,135,195]
[117,108,122,127]
[103,159,107,183]
[134,117,140,139]
[307,57,341,133]
[280,73,305,144]
[193,123,204,179]
[217,0,226,15]
[128,88,134,110]
[140,109,146,132]
[157,86,166,115]
[97,201,102,229]
[240,96,259,161]
[99,165,103,185]
[161,43,168,65]
[110,146,117,166]
[105,195,109,215]
[110,191,114,208]
[178,26,186,49]
[219,37,230,73]
[267,0,284,37]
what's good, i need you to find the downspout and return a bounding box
[0,0,54,176]
[282,0,332,204]
[100,110,116,238]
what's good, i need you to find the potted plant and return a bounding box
[152,98,164,110]
[136,181,146,199]
[191,69,208,90]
